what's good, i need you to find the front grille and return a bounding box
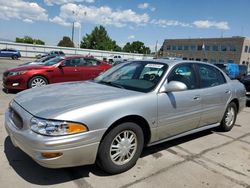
[9,108,23,129]
[3,71,9,77]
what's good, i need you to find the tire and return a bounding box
[97,122,144,174]
[28,76,48,88]
[220,102,237,132]
[12,55,18,60]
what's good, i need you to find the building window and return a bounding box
[190,45,196,51]
[203,58,208,62]
[227,59,234,64]
[245,46,248,53]
[221,45,227,51]
[189,58,194,60]
[242,61,245,64]
[172,45,177,50]
[212,45,219,51]
[166,45,171,50]
[248,47,250,53]
[178,45,183,50]
[210,59,217,64]
[196,58,201,61]
[205,45,210,51]
[229,45,236,51]
[184,45,189,50]
[197,45,203,51]
[219,59,225,63]
[183,57,187,60]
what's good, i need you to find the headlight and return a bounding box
[30,117,88,136]
[8,71,26,76]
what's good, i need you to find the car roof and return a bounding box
[134,59,213,66]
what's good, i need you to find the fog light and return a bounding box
[12,83,19,86]
[41,152,62,158]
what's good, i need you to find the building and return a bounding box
[162,36,250,69]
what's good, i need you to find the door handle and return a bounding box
[225,90,231,94]
[193,95,200,100]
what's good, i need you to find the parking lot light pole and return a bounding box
[72,10,76,44]
[72,21,75,43]
[78,12,87,49]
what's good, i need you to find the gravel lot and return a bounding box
[0,58,250,188]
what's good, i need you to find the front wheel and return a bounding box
[28,76,48,88]
[97,122,144,174]
[220,102,237,131]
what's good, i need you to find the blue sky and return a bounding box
[0,0,249,51]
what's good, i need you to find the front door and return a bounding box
[157,63,202,140]
[51,58,82,83]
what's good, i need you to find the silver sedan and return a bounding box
[5,60,246,174]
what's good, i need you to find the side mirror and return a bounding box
[58,62,65,68]
[159,81,187,93]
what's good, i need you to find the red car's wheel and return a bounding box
[28,76,48,88]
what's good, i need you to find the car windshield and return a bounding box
[34,55,56,63]
[94,61,168,92]
[43,57,64,66]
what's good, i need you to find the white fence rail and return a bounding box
[0,41,153,60]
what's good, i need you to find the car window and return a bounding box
[197,64,226,88]
[168,63,198,90]
[83,58,100,66]
[65,58,81,66]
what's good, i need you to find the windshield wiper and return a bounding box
[98,81,124,89]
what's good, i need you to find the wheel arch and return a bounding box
[229,98,239,113]
[27,74,50,88]
[100,115,151,146]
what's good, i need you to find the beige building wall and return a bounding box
[162,37,250,69]
[240,38,250,66]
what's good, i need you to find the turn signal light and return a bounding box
[67,123,88,134]
[41,152,63,158]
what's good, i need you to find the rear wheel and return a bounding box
[28,76,48,88]
[220,102,237,131]
[97,122,144,174]
[12,55,18,60]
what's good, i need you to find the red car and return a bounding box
[3,55,111,90]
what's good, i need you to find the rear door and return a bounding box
[195,63,231,127]
[77,58,103,80]
[157,63,202,140]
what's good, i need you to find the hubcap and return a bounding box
[110,130,137,165]
[225,107,235,127]
[31,78,46,88]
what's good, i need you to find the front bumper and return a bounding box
[2,76,27,90]
[4,104,106,168]
[246,92,250,102]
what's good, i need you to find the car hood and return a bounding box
[14,81,140,118]
[19,62,43,66]
[7,64,48,72]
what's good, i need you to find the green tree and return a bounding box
[80,25,122,51]
[57,36,74,47]
[16,36,45,45]
[123,41,151,54]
